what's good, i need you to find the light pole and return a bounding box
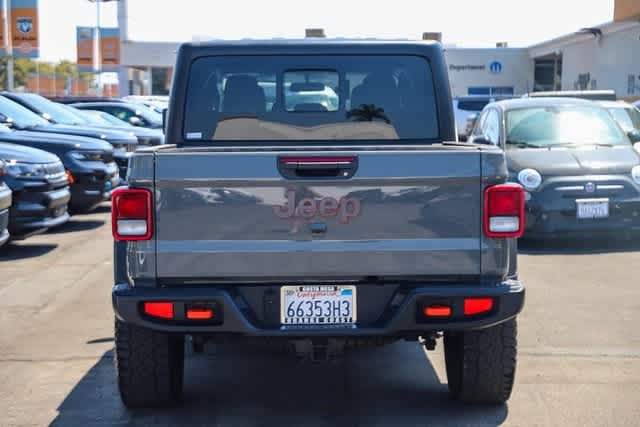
[3,0,14,90]
[88,0,118,96]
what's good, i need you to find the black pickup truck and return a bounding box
[111,40,526,407]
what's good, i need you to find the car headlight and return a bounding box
[632,165,640,185]
[517,168,543,191]
[69,151,104,162]
[3,160,47,178]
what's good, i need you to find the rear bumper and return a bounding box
[112,280,525,336]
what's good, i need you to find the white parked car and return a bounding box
[598,101,640,149]
[453,96,514,141]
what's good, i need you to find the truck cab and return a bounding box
[111,40,525,408]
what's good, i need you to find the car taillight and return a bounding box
[483,184,525,238]
[463,298,494,316]
[143,302,174,319]
[112,188,153,240]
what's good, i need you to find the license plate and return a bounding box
[281,285,356,325]
[576,199,609,219]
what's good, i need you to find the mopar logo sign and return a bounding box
[489,61,503,74]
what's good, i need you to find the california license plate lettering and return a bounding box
[281,285,356,325]
[576,199,609,219]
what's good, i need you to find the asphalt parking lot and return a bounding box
[0,205,639,427]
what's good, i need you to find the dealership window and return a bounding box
[629,74,637,95]
[534,55,562,91]
[468,87,514,96]
[151,67,171,95]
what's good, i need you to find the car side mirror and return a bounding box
[129,116,143,127]
[628,130,640,143]
[162,108,167,134]
[470,135,493,145]
[634,142,640,152]
[0,114,14,128]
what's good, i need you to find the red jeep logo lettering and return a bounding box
[273,189,361,224]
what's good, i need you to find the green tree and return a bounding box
[0,58,92,90]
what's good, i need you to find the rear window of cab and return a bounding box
[183,55,439,142]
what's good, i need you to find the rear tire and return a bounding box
[444,319,517,404]
[114,318,185,408]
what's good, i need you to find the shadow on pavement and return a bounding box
[90,204,112,214]
[47,219,106,234]
[49,342,508,427]
[86,337,115,344]
[0,243,58,261]
[519,235,640,255]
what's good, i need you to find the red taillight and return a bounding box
[484,184,525,238]
[112,188,153,241]
[143,302,174,319]
[464,298,494,316]
[423,305,452,318]
[186,307,215,320]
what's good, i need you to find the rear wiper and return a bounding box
[505,139,543,149]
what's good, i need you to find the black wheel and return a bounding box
[114,318,185,408]
[444,319,517,404]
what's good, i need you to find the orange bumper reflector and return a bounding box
[464,298,494,316]
[143,302,174,319]
[424,305,452,317]
[65,170,75,184]
[186,308,215,320]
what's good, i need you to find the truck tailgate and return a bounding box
[154,147,482,280]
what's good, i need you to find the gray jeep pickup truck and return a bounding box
[111,40,526,407]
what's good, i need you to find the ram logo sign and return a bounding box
[16,17,33,34]
[273,190,361,224]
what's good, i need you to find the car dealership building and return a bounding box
[115,0,640,101]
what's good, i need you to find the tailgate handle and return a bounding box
[278,156,358,179]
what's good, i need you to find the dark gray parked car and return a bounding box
[0,124,119,212]
[65,107,165,146]
[111,39,525,407]
[470,97,640,237]
[71,101,163,129]
[0,142,70,238]
[0,93,137,179]
[0,160,11,246]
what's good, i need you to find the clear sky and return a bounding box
[38,0,615,62]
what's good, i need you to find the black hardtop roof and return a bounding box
[491,97,601,111]
[177,39,442,57]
